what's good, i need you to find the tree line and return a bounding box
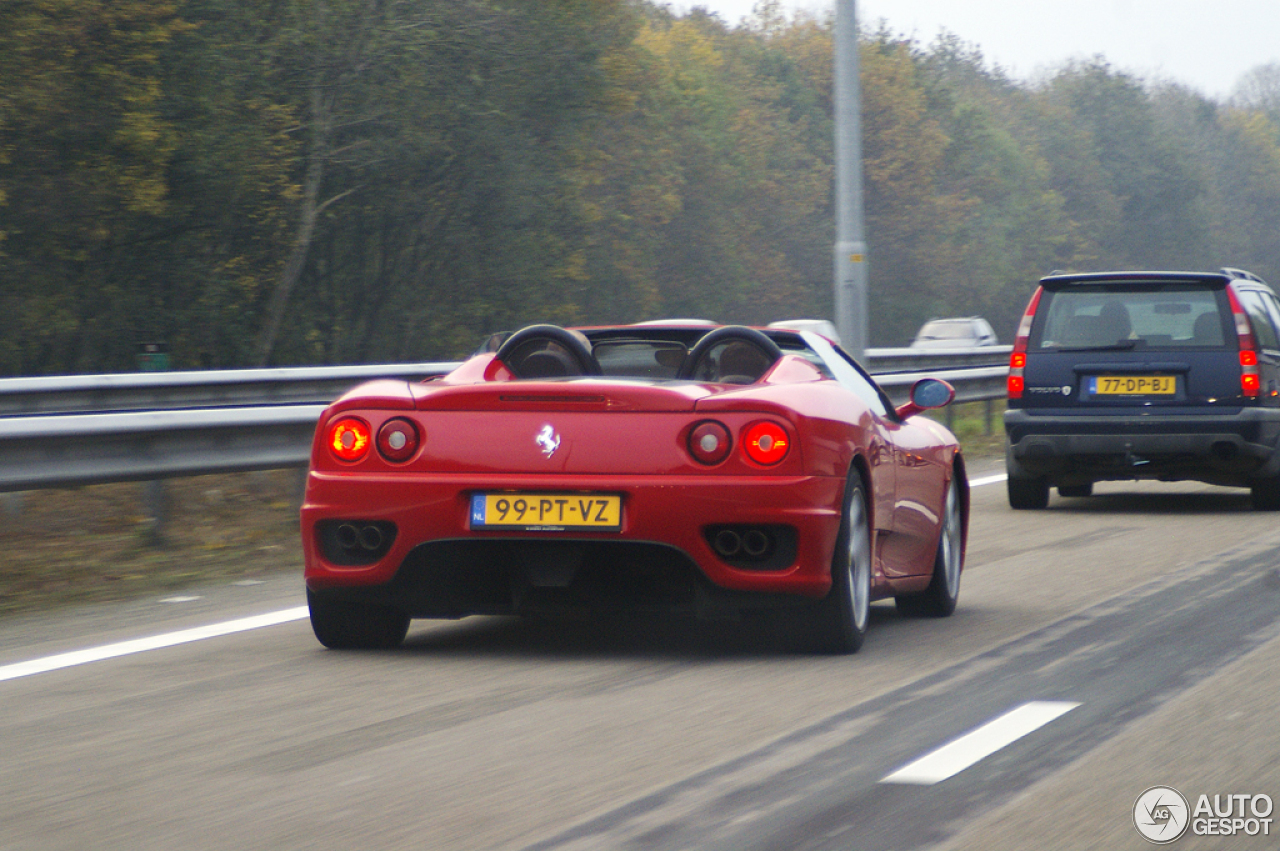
[3,0,1280,375]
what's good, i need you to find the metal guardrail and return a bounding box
[868,345,1012,374]
[0,348,1010,417]
[0,406,327,492]
[0,348,1009,492]
[0,363,460,417]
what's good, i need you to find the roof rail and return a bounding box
[1221,267,1267,284]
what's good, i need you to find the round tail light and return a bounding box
[328,417,372,462]
[742,421,790,465]
[377,418,421,462]
[688,421,732,465]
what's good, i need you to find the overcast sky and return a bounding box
[669,0,1280,99]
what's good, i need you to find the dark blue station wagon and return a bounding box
[1004,268,1280,510]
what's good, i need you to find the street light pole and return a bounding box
[833,0,868,359]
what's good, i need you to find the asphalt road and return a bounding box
[2,463,1279,850]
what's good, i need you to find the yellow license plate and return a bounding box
[1091,375,1176,395]
[469,493,622,531]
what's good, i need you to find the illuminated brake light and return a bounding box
[1008,288,1042,400]
[1228,287,1261,398]
[328,417,372,462]
[377,418,421,462]
[742,421,790,465]
[1241,351,1261,397]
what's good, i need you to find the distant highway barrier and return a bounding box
[0,347,1010,493]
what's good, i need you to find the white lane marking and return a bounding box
[969,472,1007,488]
[881,700,1081,785]
[0,606,309,683]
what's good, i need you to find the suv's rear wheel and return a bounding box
[1006,446,1049,509]
[1251,474,1280,511]
[1008,474,1048,509]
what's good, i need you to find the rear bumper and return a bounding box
[302,471,845,614]
[1004,407,1280,483]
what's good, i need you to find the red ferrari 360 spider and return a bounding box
[301,322,968,654]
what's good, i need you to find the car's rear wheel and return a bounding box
[896,476,962,618]
[1058,483,1093,498]
[780,472,870,654]
[307,589,410,649]
[1250,474,1280,511]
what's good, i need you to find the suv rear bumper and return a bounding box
[1004,408,1280,484]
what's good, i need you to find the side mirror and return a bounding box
[895,377,955,420]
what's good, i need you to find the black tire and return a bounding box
[1058,483,1093,498]
[896,476,963,618]
[307,589,410,650]
[1251,474,1280,511]
[1006,444,1049,509]
[779,472,871,654]
[1007,474,1049,509]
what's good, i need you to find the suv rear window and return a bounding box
[1032,284,1227,350]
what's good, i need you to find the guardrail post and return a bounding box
[1,492,24,522]
[137,341,171,546]
[143,479,167,546]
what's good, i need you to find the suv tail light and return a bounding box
[1008,287,1043,400]
[1227,287,1261,398]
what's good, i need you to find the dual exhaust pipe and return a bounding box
[319,519,396,565]
[336,523,386,552]
[712,527,772,559]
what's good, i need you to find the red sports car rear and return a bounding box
[302,323,967,653]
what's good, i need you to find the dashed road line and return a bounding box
[881,700,1081,785]
[0,606,308,683]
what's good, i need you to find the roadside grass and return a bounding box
[0,471,304,617]
[926,398,1006,460]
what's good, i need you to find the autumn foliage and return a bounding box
[3,0,1280,373]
